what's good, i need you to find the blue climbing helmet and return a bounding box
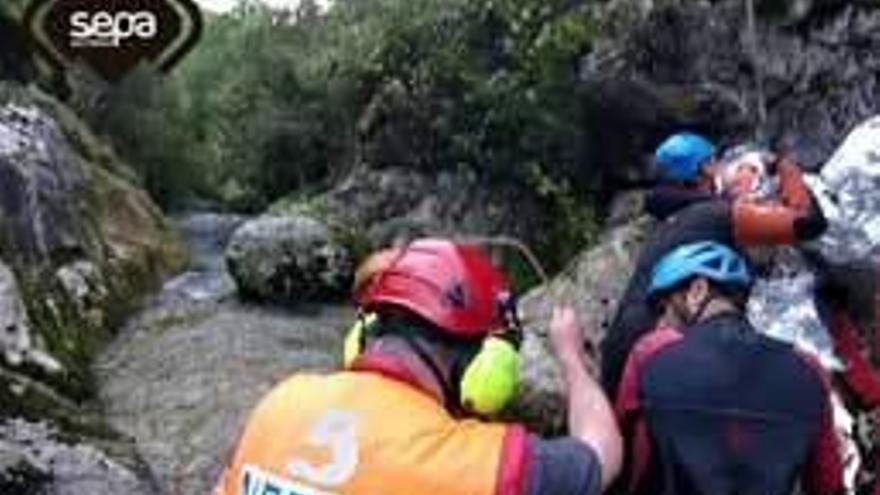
[654,132,716,182]
[648,241,752,297]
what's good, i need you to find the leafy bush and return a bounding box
[65,0,601,201]
[58,0,606,268]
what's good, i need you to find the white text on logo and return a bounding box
[70,10,158,48]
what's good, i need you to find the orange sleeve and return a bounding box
[732,201,799,246]
[775,157,812,213]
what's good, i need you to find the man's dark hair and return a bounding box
[653,276,750,311]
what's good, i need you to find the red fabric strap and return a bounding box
[792,350,845,495]
[874,262,880,366]
[495,425,530,495]
[830,311,880,409]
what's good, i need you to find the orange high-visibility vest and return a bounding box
[215,371,528,495]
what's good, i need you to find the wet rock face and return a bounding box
[0,419,157,495]
[0,84,184,391]
[812,115,880,262]
[0,83,182,494]
[583,0,880,183]
[0,260,60,373]
[0,103,92,268]
[511,219,650,432]
[226,215,355,304]
[758,5,880,168]
[0,261,34,369]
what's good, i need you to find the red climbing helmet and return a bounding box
[354,239,511,338]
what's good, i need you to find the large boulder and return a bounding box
[226,215,354,304]
[510,219,650,432]
[581,0,880,184]
[811,115,880,262]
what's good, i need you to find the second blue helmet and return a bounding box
[648,241,752,297]
[654,132,716,182]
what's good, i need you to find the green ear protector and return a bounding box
[342,306,522,417]
[344,236,549,417]
[458,296,522,416]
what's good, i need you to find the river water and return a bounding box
[95,212,354,494]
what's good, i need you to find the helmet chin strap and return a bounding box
[678,292,717,328]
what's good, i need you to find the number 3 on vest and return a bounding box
[286,410,361,488]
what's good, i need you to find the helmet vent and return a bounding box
[705,257,724,271]
[444,283,468,309]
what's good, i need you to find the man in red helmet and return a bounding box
[215,238,622,495]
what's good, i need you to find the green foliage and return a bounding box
[64,0,606,263]
[67,66,206,208]
[527,162,599,266]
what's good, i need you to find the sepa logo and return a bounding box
[69,10,159,48]
[25,0,203,82]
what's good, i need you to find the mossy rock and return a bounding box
[226,213,358,304]
[269,194,373,265]
[0,81,185,405]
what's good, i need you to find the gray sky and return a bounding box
[195,0,332,13]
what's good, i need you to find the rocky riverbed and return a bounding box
[94,212,354,495]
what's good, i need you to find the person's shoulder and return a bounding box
[258,371,341,405]
[743,329,832,393]
[630,326,684,364]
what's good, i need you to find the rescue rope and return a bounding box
[454,235,550,286]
